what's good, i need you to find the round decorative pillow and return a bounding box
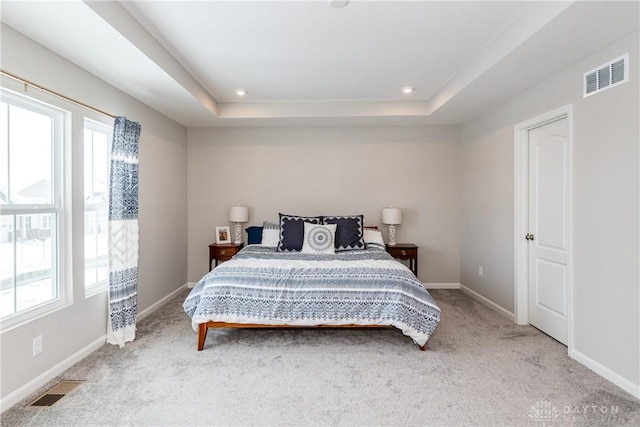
[301,223,336,254]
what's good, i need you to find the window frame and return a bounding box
[0,89,70,331]
[83,118,112,297]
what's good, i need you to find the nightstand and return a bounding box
[209,243,243,271]
[386,243,419,276]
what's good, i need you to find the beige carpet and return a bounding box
[2,289,639,426]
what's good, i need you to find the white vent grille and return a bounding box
[584,54,629,97]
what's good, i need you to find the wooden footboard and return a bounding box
[196,321,426,351]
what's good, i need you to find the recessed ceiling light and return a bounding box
[329,0,349,8]
[235,89,247,96]
[402,87,414,94]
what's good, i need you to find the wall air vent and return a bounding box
[583,53,629,98]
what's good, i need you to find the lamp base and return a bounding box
[234,222,243,245]
[388,224,397,246]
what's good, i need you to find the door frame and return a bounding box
[513,104,573,350]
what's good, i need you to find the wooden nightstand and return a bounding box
[209,243,243,271]
[386,243,419,276]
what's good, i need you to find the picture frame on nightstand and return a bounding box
[215,226,231,244]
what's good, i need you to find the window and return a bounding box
[0,90,65,321]
[84,120,111,294]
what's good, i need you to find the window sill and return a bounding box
[0,298,72,334]
[85,282,107,299]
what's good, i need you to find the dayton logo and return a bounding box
[529,400,560,425]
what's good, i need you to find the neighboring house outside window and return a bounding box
[0,90,66,324]
[42,214,51,229]
[84,120,111,295]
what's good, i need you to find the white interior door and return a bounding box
[527,117,569,345]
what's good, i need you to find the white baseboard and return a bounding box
[1,283,190,414]
[0,335,106,413]
[422,282,639,400]
[570,349,640,400]
[459,283,515,321]
[137,283,188,321]
[456,285,638,400]
[186,281,197,288]
[424,282,461,289]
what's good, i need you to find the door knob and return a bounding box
[525,233,535,241]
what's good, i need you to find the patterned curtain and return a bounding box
[107,116,141,347]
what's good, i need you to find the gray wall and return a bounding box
[0,25,188,403]
[460,31,639,391]
[187,126,461,284]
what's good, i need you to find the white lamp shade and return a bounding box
[382,207,402,225]
[229,206,249,223]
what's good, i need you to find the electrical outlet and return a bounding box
[33,335,43,357]
[478,265,484,277]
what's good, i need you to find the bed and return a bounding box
[183,215,441,351]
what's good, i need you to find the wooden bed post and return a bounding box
[197,323,208,351]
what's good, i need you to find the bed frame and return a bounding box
[197,321,427,351]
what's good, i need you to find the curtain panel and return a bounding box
[107,116,141,347]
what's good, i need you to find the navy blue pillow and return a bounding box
[278,213,322,252]
[322,215,365,251]
[245,226,263,245]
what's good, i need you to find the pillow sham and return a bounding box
[245,226,263,245]
[278,214,322,252]
[301,223,336,255]
[322,215,365,251]
[363,228,385,249]
[261,221,280,247]
[263,220,280,230]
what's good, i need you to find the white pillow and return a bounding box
[301,223,337,255]
[363,229,385,248]
[261,229,280,247]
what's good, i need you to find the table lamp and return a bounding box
[382,207,402,246]
[229,206,249,244]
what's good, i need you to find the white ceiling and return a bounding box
[1,1,638,127]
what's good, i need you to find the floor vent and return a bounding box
[28,381,84,408]
[584,53,629,98]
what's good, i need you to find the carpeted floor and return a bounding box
[2,289,639,426]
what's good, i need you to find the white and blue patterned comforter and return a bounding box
[183,245,440,346]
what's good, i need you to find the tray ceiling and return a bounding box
[1,1,638,127]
